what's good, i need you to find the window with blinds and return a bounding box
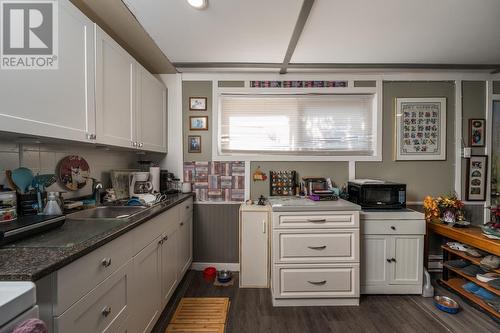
[219,94,377,156]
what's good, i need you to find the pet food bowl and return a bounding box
[433,296,459,314]
[217,270,233,283]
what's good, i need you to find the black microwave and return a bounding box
[347,180,406,210]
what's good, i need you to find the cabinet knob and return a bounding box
[158,238,164,245]
[307,280,327,285]
[391,258,397,262]
[180,222,184,226]
[101,306,112,317]
[139,142,144,148]
[132,141,137,147]
[386,258,392,263]
[163,235,169,241]
[101,258,112,267]
[390,226,396,230]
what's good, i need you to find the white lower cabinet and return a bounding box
[271,210,360,306]
[54,260,132,333]
[239,205,270,288]
[38,198,193,333]
[360,211,425,294]
[131,236,162,333]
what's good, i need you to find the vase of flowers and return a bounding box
[423,194,464,224]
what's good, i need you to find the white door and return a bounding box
[160,229,178,308]
[240,211,269,287]
[361,235,389,286]
[131,236,161,333]
[389,235,423,285]
[95,26,137,149]
[136,65,167,152]
[0,0,95,142]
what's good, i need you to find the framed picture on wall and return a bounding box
[189,97,207,111]
[188,135,201,153]
[469,118,485,147]
[189,116,208,130]
[394,97,447,160]
[466,155,488,201]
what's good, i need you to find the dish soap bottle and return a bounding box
[43,192,63,215]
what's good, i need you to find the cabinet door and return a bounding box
[132,236,161,333]
[136,65,167,152]
[361,235,389,286]
[161,229,178,308]
[177,215,192,278]
[95,26,137,149]
[0,0,95,142]
[389,235,423,285]
[240,211,269,287]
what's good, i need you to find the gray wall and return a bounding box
[356,81,456,202]
[193,203,239,263]
[183,81,213,162]
[493,81,500,94]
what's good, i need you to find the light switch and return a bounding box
[463,147,472,158]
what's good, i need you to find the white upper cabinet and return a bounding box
[136,65,167,153]
[0,0,95,142]
[95,26,137,149]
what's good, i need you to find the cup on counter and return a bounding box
[181,182,192,193]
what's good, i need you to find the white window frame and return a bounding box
[212,85,383,162]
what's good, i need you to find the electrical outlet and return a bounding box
[463,147,472,158]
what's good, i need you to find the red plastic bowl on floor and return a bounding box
[203,266,217,280]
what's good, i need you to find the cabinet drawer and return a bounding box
[362,219,425,235]
[54,260,132,333]
[54,232,133,315]
[274,230,359,263]
[274,264,359,298]
[275,212,359,229]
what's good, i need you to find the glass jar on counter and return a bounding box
[0,190,17,222]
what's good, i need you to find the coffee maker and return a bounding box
[129,172,153,199]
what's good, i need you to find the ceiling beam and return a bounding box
[173,62,500,72]
[279,0,315,75]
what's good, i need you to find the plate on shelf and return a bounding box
[452,221,471,228]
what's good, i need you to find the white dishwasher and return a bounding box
[0,282,39,333]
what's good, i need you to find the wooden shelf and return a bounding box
[428,222,500,256]
[443,263,500,296]
[441,245,500,274]
[440,278,500,319]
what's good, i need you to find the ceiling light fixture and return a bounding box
[187,0,208,10]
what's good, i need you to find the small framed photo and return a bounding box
[469,118,485,147]
[189,116,208,130]
[189,97,207,111]
[466,155,488,201]
[188,135,201,153]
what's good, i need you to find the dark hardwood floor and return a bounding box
[152,271,499,333]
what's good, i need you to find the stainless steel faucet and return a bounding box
[91,178,103,205]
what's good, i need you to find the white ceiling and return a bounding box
[124,0,500,66]
[124,0,303,63]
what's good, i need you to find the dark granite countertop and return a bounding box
[0,193,193,281]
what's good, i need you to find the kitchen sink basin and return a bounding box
[67,206,147,220]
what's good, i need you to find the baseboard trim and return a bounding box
[190,262,240,272]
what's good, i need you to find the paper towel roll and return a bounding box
[149,167,160,193]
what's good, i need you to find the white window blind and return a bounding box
[219,94,376,156]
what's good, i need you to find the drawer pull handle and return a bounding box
[159,239,164,245]
[391,258,397,262]
[307,218,326,223]
[102,306,112,317]
[386,258,392,263]
[101,258,112,267]
[180,222,184,226]
[308,245,327,250]
[163,235,169,241]
[390,226,396,230]
[308,280,327,285]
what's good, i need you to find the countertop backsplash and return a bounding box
[0,141,141,199]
